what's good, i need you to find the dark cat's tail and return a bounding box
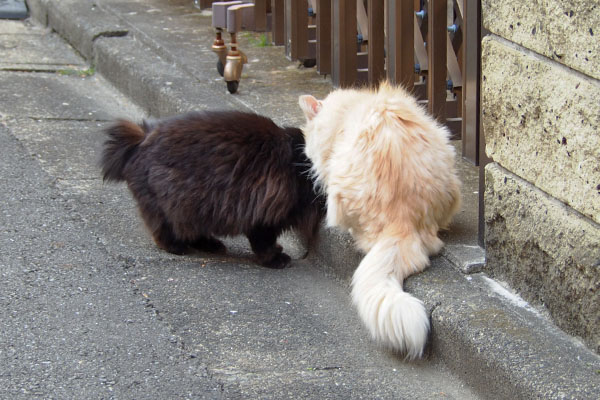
[101,120,145,182]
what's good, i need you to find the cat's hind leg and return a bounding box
[151,220,189,255]
[420,230,444,257]
[130,183,189,255]
[188,236,227,254]
[136,201,189,255]
[247,226,291,269]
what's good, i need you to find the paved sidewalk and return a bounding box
[17,0,600,398]
[0,17,480,399]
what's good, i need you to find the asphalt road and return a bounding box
[0,18,479,399]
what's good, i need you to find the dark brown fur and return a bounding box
[101,111,325,268]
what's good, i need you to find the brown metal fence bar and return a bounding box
[252,0,268,31]
[462,0,480,164]
[271,0,285,45]
[284,0,308,61]
[331,0,357,87]
[296,1,309,61]
[367,0,385,85]
[427,0,447,122]
[316,0,331,75]
[284,0,292,57]
[386,0,414,89]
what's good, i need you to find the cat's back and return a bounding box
[335,85,454,158]
[134,111,292,168]
[146,111,287,147]
[125,110,297,194]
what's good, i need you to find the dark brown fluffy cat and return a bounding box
[101,111,325,268]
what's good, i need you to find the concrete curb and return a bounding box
[26,1,600,398]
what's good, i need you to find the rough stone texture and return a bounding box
[93,35,231,117]
[312,227,600,399]
[482,0,600,80]
[412,261,600,400]
[485,163,600,353]
[482,35,600,225]
[44,0,129,61]
[310,226,363,284]
[24,0,47,25]
[440,244,485,274]
[0,20,86,71]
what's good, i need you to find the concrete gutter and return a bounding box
[25,0,600,398]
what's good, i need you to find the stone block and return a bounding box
[92,35,244,117]
[485,162,600,353]
[24,0,48,26]
[45,0,128,61]
[482,0,599,79]
[309,225,362,284]
[482,35,600,224]
[0,29,86,71]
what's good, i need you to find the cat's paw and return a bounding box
[189,236,227,254]
[262,252,292,269]
[161,242,189,255]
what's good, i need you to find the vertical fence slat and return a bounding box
[427,0,447,122]
[462,0,480,164]
[284,0,308,61]
[368,0,384,85]
[386,0,414,89]
[331,0,357,87]
[296,1,309,61]
[316,0,331,75]
[271,0,285,45]
[253,0,267,31]
[284,0,292,57]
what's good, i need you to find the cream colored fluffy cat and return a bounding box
[299,82,461,359]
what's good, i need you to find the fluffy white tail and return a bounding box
[351,236,430,359]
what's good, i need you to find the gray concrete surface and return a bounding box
[4,1,600,398]
[0,17,479,399]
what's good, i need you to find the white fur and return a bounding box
[351,237,430,359]
[299,83,461,359]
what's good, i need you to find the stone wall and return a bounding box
[481,0,600,352]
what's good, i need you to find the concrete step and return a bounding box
[24,1,600,398]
